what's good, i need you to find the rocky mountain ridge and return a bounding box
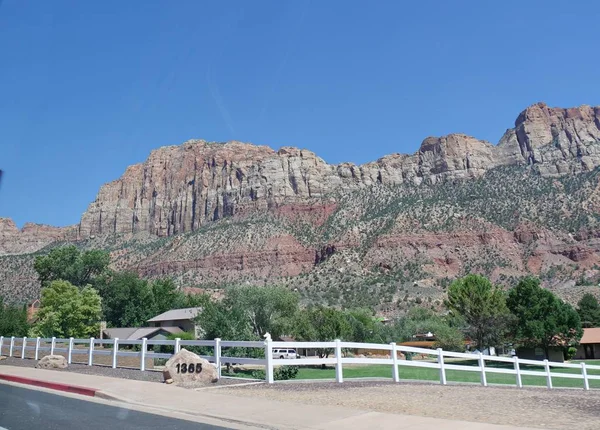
[2,102,599,253]
[1,102,600,312]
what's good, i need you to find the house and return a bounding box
[102,307,203,341]
[575,327,600,359]
[102,326,183,341]
[146,307,202,337]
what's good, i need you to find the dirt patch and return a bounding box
[218,380,600,429]
[3,341,154,369]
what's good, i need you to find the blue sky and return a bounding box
[1,0,599,228]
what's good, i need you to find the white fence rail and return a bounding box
[1,335,599,390]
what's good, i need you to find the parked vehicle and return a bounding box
[272,348,298,359]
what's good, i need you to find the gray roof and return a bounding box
[103,326,184,340]
[103,327,138,340]
[147,307,202,323]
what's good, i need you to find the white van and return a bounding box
[272,348,298,359]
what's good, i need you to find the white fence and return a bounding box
[1,335,599,390]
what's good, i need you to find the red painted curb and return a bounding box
[0,373,97,397]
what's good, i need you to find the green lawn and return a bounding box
[225,359,600,389]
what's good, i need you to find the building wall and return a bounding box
[158,319,195,333]
[575,343,600,360]
[517,347,564,362]
[151,319,196,335]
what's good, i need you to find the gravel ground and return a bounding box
[0,357,247,387]
[219,380,600,429]
[1,356,164,382]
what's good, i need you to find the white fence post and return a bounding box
[9,336,15,357]
[478,352,487,387]
[581,362,589,391]
[140,338,147,371]
[68,338,74,364]
[437,348,447,385]
[175,338,181,354]
[21,337,27,359]
[111,338,119,369]
[391,342,400,383]
[335,339,343,383]
[264,338,274,384]
[544,359,552,389]
[88,337,95,366]
[50,337,56,355]
[214,338,221,379]
[513,356,522,388]
[0,336,4,356]
[35,337,40,360]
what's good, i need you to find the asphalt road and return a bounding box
[0,383,232,430]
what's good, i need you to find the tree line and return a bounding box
[2,246,599,361]
[445,274,586,359]
[193,273,595,361]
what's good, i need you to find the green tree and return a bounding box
[30,280,102,338]
[292,307,355,343]
[390,307,464,351]
[195,299,263,370]
[100,272,155,327]
[34,246,110,288]
[223,286,299,339]
[507,277,582,359]
[196,299,256,341]
[0,297,29,337]
[150,278,183,315]
[292,306,354,361]
[344,308,386,344]
[445,274,512,351]
[577,293,600,328]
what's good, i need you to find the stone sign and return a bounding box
[163,348,218,387]
[36,355,68,369]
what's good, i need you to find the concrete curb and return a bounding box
[0,373,97,397]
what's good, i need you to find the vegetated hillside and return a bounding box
[1,102,600,313]
[3,164,600,314]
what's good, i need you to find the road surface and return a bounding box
[0,383,232,430]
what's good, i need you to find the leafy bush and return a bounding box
[275,365,299,380]
[565,346,578,361]
[251,365,299,381]
[164,332,212,357]
[250,369,265,379]
[0,297,29,337]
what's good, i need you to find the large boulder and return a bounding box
[164,348,218,387]
[36,355,68,369]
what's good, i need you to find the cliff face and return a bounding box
[72,103,600,239]
[498,103,600,175]
[78,142,335,238]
